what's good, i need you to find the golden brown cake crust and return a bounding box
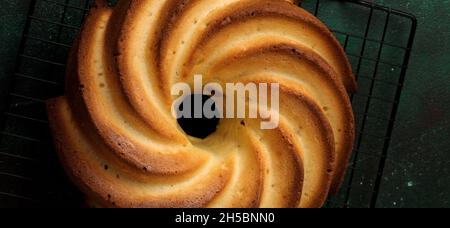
[47,0,356,208]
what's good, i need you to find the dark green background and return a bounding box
[0,0,448,207]
[370,0,449,208]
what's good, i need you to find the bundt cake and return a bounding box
[47,0,356,208]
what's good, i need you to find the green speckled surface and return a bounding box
[0,0,448,207]
[0,0,30,111]
[371,0,450,208]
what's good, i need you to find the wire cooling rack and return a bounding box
[0,0,417,208]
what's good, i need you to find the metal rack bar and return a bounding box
[370,9,418,209]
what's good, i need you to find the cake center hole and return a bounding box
[177,94,220,139]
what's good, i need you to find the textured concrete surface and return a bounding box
[0,0,30,111]
[0,0,448,207]
[371,0,450,208]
